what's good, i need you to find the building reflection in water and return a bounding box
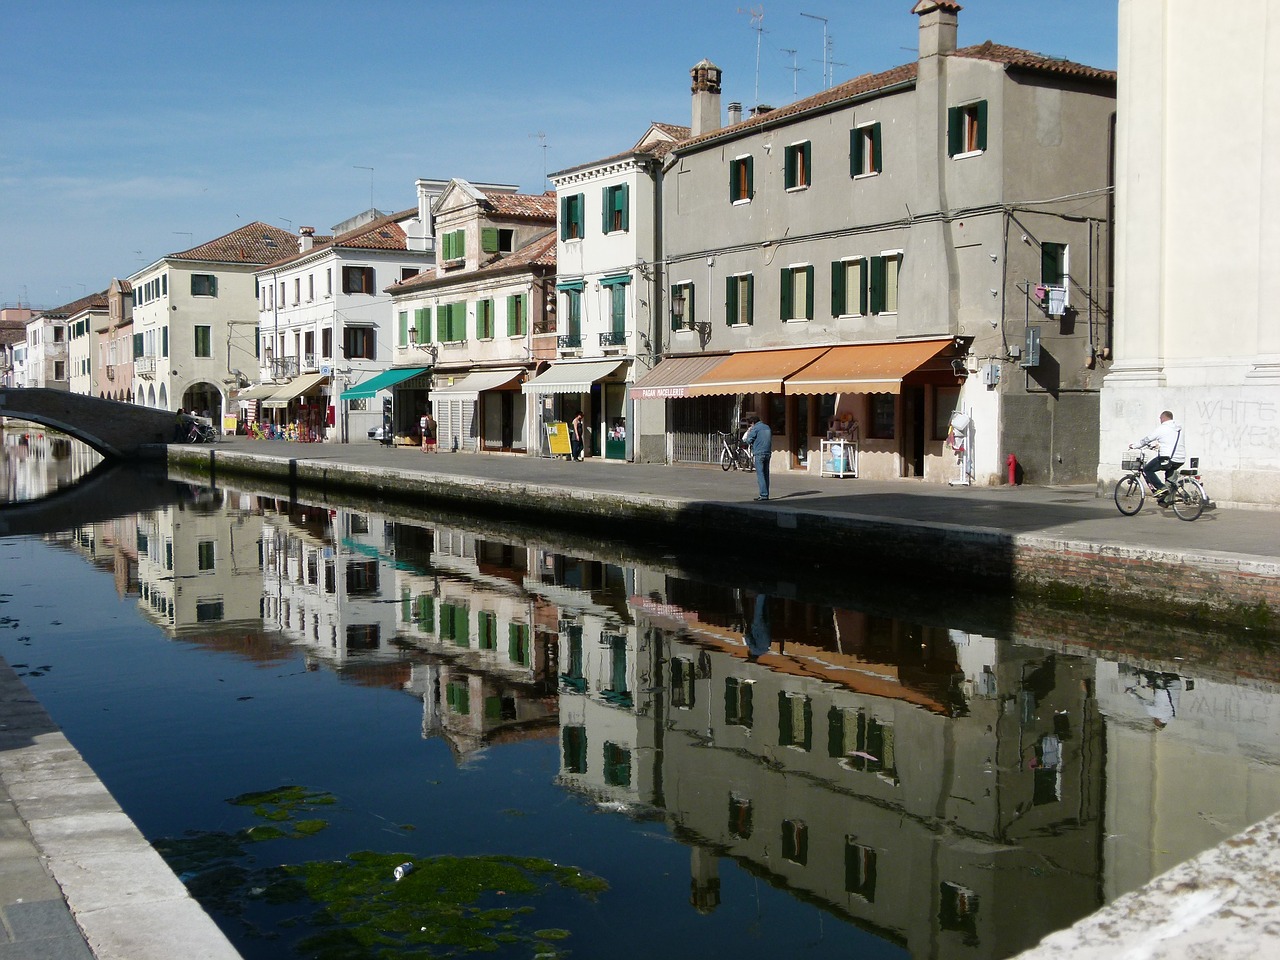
[47,488,1280,959]
[1,426,102,504]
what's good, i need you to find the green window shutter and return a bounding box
[947,106,962,156]
[780,268,793,320]
[831,260,845,316]
[507,295,517,335]
[671,285,681,330]
[162,326,168,358]
[560,197,569,240]
[828,707,844,758]
[398,311,408,346]
[850,129,863,177]
[745,274,754,325]
[436,307,446,341]
[746,156,754,198]
[729,161,737,202]
[619,183,629,230]
[870,257,886,314]
[785,146,796,189]
[133,332,143,357]
[481,227,498,253]
[871,123,883,172]
[725,275,737,325]
[975,100,988,151]
[804,265,815,319]
[211,276,218,297]
[803,142,812,184]
[601,186,611,233]
[858,261,869,315]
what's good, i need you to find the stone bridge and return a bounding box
[0,388,176,459]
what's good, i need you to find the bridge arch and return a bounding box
[0,388,179,459]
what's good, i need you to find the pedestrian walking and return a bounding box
[420,410,437,453]
[743,414,772,501]
[570,412,585,462]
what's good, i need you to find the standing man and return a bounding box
[743,414,773,501]
[1130,410,1185,503]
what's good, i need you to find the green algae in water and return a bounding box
[154,785,608,958]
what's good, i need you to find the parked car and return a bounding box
[368,424,388,441]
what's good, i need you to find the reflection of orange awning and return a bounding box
[785,338,958,395]
[687,347,827,396]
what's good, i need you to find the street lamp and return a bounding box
[671,291,687,328]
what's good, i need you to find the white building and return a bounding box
[25,292,107,391]
[129,223,295,418]
[66,294,108,397]
[252,189,439,443]
[1100,0,1280,506]
[543,123,687,461]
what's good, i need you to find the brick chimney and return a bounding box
[691,59,722,136]
[299,226,315,252]
[913,0,960,59]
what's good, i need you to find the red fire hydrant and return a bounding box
[1007,453,1020,486]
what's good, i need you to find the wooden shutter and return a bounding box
[744,274,754,325]
[870,256,886,314]
[618,183,629,230]
[560,197,570,240]
[436,306,446,342]
[780,268,793,320]
[362,267,374,293]
[947,106,962,156]
[831,260,845,315]
[803,142,812,185]
[804,265,815,320]
[398,312,408,346]
[745,156,754,199]
[725,275,737,325]
[850,129,863,178]
[132,332,143,358]
[827,707,844,758]
[858,260,868,315]
[871,123,882,172]
[975,100,988,151]
[481,227,499,253]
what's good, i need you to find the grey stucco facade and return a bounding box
[652,2,1115,485]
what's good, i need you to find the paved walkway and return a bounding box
[195,436,1280,565]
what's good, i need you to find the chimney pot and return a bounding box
[728,101,743,125]
[690,58,723,137]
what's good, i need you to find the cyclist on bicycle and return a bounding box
[1130,410,1185,504]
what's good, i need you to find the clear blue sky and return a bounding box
[1,0,1117,309]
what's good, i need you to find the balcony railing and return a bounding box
[598,331,627,348]
[557,334,582,351]
[302,353,317,373]
[270,357,300,380]
[135,355,157,377]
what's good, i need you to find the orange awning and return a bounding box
[686,347,827,397]
[785,338,959,395]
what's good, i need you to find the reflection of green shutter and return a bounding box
[804,265,815,320]
[725,275,737,325]
[831,261,845,315]
[975,100,988,151]
[947,105,962,156]
[481,227,498,253]
[828,707,844,758]
[802,697,813,751]
[778,692,793,746]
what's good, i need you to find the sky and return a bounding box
[1,0,1118,310]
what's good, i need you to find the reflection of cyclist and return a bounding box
[1125,670,1183,729]
[1130,410,1184,504]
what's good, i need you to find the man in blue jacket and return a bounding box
[743,415,773,501]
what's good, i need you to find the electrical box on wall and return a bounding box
[981,362,1000,386]
[1021,327,1041,368]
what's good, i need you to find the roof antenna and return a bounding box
[738,6,765,109]
[529,132,549,190]
[781,47,802,95]
[800,12,831,88]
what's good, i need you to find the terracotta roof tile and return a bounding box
[260,209,420,270]
[39,290,109,319]
[482,192,556,221]
[170,222,297,265]
[953,40,1116,83]
[386,232,556,295]
[676,40,1112,153]
[649,121,691,140]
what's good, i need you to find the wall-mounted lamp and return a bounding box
[406,326,439,364]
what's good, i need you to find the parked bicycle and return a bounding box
[1114,449,1207,521]
[187,419,218,443]
[718,431,754,471]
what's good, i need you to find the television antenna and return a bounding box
[800,12,831,88]
[529,132,549,190]
[738,5,765,109]
[780,47,803,95]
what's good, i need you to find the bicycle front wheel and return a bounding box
[1172,478,1205,521]
[721,446,734,471]
[1114,475,1145,515]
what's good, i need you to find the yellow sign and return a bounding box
[546,421,572,457]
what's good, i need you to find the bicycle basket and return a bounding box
[1121,455,1143,471]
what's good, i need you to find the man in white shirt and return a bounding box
[1131,410,1185,503]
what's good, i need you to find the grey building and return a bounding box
[635,1,1115,485]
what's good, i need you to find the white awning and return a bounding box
[431,368,525,399]
[522,359,626,395]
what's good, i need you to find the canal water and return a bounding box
[3,434,1280,959]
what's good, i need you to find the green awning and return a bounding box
[340,366,429,401]
[600,273,631,287]
[556,279,584,292]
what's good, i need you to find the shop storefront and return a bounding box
[339,366,433,444]
[523,358,629,460]
[261,373,330,441]
[430,367,527,453]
